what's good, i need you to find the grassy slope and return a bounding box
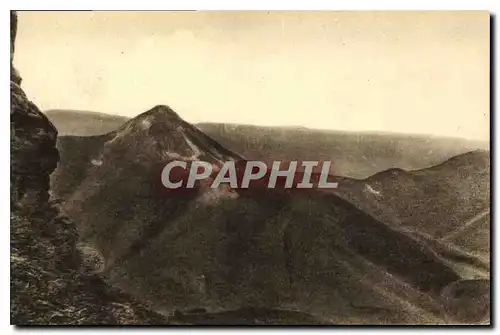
[48,110,490,324]
[333,150,490,252]
[52,114,471,324]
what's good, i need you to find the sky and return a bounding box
[14,11,489,141]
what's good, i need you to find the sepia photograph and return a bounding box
[10,10,491,326]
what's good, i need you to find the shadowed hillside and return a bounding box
[332,151,490,260]
[52,105,490,325]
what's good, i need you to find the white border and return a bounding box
[2,1,498,334]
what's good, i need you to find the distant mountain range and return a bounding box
[45,109,129,136]
[46,109,488,179]
[49,106,490,324]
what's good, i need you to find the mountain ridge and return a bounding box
[52,105,490,324]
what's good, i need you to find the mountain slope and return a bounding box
[53,105,489,324]
[57,105,242,269]
[333,150,490,255]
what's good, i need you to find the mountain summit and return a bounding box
[50,104,490,324]
[54,105,243,269]
[110,104,242,163]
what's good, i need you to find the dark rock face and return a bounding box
[11,81,59,209]
[11,11,21,86]
[10,11,168,325]
[10,11,59,210]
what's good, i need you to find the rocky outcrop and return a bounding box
[11,11,21,85]
[11,82,59,209]
[11,207,169,325]
[10,11,168,325]
[10,11,59,210]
